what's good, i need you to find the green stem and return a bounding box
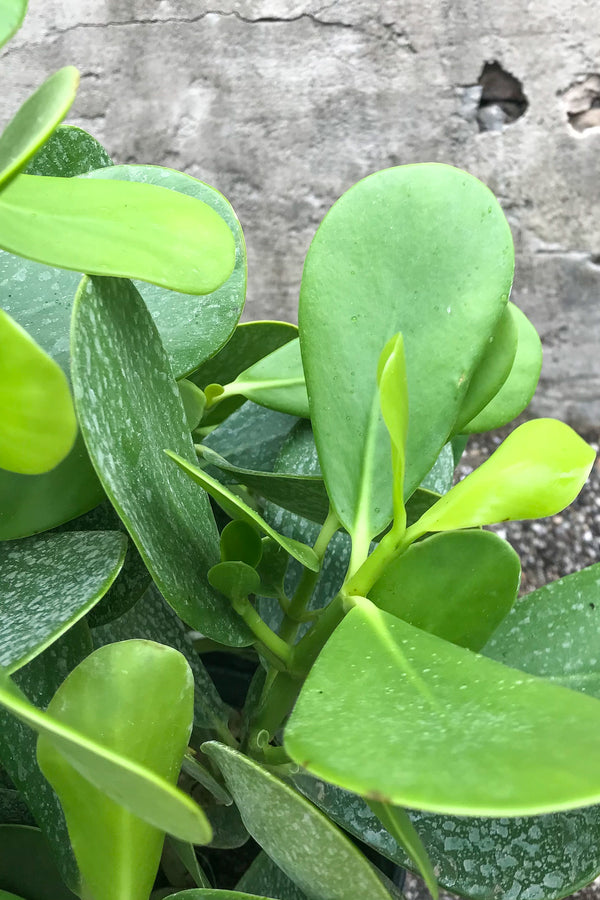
[233,597,293,669]
[343,525,410,597]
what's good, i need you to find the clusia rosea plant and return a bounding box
[1,3,599,900]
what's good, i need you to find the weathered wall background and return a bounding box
[2,0,599,426]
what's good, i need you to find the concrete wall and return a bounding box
[2,1,599,426]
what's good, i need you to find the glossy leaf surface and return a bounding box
[198,444,330,524]
[0,531,126,672]
[87,165,246,376]
[294,773,600,900]
[0,173,235,294]
[299,164,513,545]
[37,641,207,900]
[203,742,393,900]
[216,339,309,418]
[378,333,409,523]
[0,0,26,48]
[93,584,229,735]
[0,67,79,188]
[0,310,76,474]
[0,825,77,900]
[370,530,520,650]
[220,520,263,567]
[71,275,251,645]
[180,380,207,431]
[285,602,600,815]
[465,304,543,433]
[453,303,518,433]
[0,647,210,846]
[408,419,595,538]
[209,561,261,603]
[167,452,319,571]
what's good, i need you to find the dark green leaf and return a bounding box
[71,275,251,646]
[237,852,308,900]
[220,520,263,567]
[215,339,308,418]
[299,164,513,551]
[203,742,394,900]
[24,124,112,176]
[0,531,126,672]
[285,601,600,815]
[0,68,79,188]
[203,404,298,473]
[0,173,235,294]
[167,453,319,572]
[370,530,520,650]
[0,825,77,900]
[419,442,454,495]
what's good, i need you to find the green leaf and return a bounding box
[0,531,126,673]
[36,641,210,900]
[24,124,113,176]
[203,742,394,900]
[166,838,211,889]
[418,441,454,495]
[293,772,600,900]
[166,452,319,572]
[0,173,235,294]
[237,852,309,900]
[71,275,251,646]
[87,165,247,376]
[367,801,437,899]
[192,320,297,425]
[164,892,278,899]
[407,418,595,539]
[0,648,210,851]
[484,562,600,697]
[92,584,230,736]
[0,626,91,893]
[220,520,263,567]
[299,164,514,550]
[0,68,79,188]
[209,561,261,603]
[0,825,77,900]
[377,333,409,526]
[0,432,104,540]
[0,310,76,474]
[285,601,600,815]
[214,339,309,418]
[370,530,521,650]
[453,303,518,433]
[0,0,27,49]
[55,500,151,627]
[198,445,330,524]
[464,304,543,433]
[180,380,207,431]
[203,403,298,473]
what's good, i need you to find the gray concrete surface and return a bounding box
[1,1,599,426]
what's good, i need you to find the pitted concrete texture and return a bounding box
[1,1,599,425]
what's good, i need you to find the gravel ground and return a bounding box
[407,417,600,900]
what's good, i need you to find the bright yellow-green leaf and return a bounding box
[0,174,235,294]
[0,0,27,49]
[0,68,79,188]
[377,333,409,530]
[0,310,76,474]
[406,418,595,539]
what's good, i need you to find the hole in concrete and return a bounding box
[590,254,600,267]
[564,75,600,133]
[476,61,528,132]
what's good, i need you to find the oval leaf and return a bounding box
[71,275,251,646]
[464,304,543,433]
[285,602,600,815]
[0,173,235,294]
[217,339,309,418]
[0,310,76,474]
[370,530,521,650]
[299,164,514,547]
[0,531,126,673]
[0,0,27,49]
[409,418,595,537]
[203,742,394,900]
[0,67,79,188]
[37,641,210,900]
[24,123,112,176]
